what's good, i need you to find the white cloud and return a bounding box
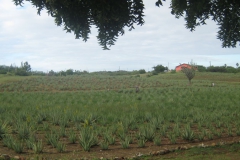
[0,0,239,72]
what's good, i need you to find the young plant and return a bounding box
[105,133,116,145]
[2,135,14,149]
[227,127,233,137]
[207,132,213,140]
[42,122,50,131]
[79,127,97,151]
[127,134,134,144]
[236,128,240,136]
[17,124,32,140]
[0,121,10,140]
[173,124,180,137]
[12,139,24,153]
[120,137,130,149]
[182,125,194,141]
[137,138,147,148]
[197,133,204,141]
[68,129,77,144]
[32,140,43,154]
[160,125,167,137]
[25,135,37,149]
[117,130,127,141]
[59,126,67,137]
[45,131,60,148]
[216,129,222,138]
[139,125,155,141]
[56,142,66,153]
[100,141,109,150]
[153,137,161,146]
[168,132,177,144]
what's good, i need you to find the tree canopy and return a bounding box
[13,0,240,49]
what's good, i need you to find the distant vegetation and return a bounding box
[0,62,239,78]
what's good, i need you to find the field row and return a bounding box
[0,86,240,155]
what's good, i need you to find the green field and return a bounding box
[0,72,240,159]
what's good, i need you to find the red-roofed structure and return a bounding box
[175,64,196,72]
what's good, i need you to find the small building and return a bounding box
[175,63,195,72]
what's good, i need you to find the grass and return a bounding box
[148,143,240,160]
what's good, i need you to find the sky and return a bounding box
[0,0,239,72]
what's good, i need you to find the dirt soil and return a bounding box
[1,136,240,159]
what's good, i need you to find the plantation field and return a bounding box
[0,72,240,159]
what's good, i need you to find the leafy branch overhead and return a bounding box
[13,0,240,49]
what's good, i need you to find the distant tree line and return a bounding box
[197,64,240,73]
[0,62,31,76]
[47,69,89,76]
[1,62,239,77]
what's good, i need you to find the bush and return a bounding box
[171,70,176,74]
[15,70,30,76]
[153,65,168,73]
[152,71,158,75]
[226,67,237,73]
[197,65,207,72]
[139,69,146,74]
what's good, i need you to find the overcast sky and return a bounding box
[0,0,239,72]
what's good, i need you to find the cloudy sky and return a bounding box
[0,0,239,72]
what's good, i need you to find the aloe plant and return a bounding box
[139,125,155,142]
[79,127,97,151]
[153,137,161,146]
[12,139,24,153]
[17,124,32,140]
[100,141,109,150]
[68,129,77,144]
[182,125,195,141]
[2,135,14,149]
[32,140,43,154]
[168,132,177,144]
[0,121,10,140]
[137,138,147,148]
[45,131,60,148]
[120,137,130,149]
[56,142,66,153]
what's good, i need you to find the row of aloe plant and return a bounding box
[0,74,240,153]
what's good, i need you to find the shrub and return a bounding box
[139,69,146,74]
